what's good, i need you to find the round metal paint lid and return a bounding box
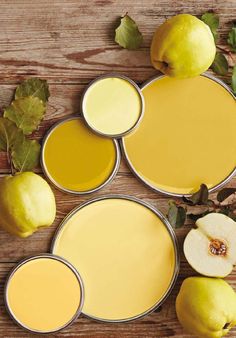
[122,73,236,197]
[41,116,121,195]
[81,73,145,138]
[5,254,84,334]
[51,195,179,323]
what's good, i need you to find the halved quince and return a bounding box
[184,213,236,277]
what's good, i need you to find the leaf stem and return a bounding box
[216,45,230,53]
[216,45,235,63]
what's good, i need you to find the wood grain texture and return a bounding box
[0,0,235,337]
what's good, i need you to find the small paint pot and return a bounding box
[51,195,179,323]
[41,116,120,194]
[5,254,84,334]
[81,73,145,138]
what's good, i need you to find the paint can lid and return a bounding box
[81,73,145,138]
[4,253,84,334]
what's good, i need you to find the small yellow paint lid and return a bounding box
[5,254,84,334]
[41,117,120,194]
[82,74,144,138]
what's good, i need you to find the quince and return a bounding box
[0,172,56,237]
[176,277,236,338]
[184,213,236,277]
[151,14,216,78]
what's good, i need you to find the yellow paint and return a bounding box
[43,118,117,192]
[123,76,236,195]
[53,198,175,320]
[83,77,142,135]
[7,258,81,332]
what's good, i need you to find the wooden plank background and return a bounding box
[0,0,235,337]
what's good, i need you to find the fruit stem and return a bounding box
[7,151,15,176]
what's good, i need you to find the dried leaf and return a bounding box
[232,65,236,94]
[228,201,236,211]
[201,12,219,42]
[4,97,45,135]
[12,138,40,172]
[183,184,209,205]
[115,14,143,50]
[218,207,236,221]
[217,188,236,202]
[206,199,216,207]
[0,117,23,152]
[167,201,186,228]
[211,52,229,76]
[188,210,212,222]
[227,23,236,52]
[15,78,50,103]
[226,213,236,221]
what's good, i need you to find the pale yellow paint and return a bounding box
[53,198,175,321]
[123,76,236,195]
[43,118,116,192]
[7,258,81,332]
[83,77,142,135]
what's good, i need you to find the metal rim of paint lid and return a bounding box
[4,253,85,334]
[121,72,236,198]
[81,73,145,138]
[51,194,180,323]
[41,115,121,195]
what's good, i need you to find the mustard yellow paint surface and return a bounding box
[53,198,175,320]
[7,258,81,332]
[123,76,236,195]
[83,77,142,135]
[43,118,117,192]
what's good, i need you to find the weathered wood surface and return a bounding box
[0,0,235,337]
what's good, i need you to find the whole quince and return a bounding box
[176,277,236,338]
[0,172,56,237]
[151,14,216,78]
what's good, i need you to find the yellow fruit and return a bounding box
[0,172,56,237]
[184,213,236,277]
[176,277,236,338]
[151,14,216,78]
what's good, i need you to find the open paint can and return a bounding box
[41,116,120,194]
[5,254,84,334]
[122,73,236,197]
[51,195,179,323]
[81,73,145,138]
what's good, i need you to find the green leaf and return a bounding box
[0,117,23,152]
[4,96,45,135]
[201,12,219,42]
[183,184,209,205]
[115,14,143,50]
[211,52,229,76]
[217,188,236,202]
[12,138,40,172]
[232,65,236,93]
[15,78,50,103]
[227,23,236,52]
[167,201,186,228]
